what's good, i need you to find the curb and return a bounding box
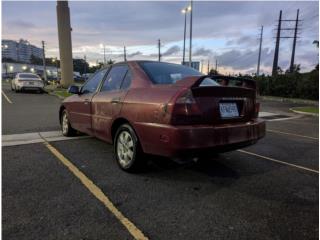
[48,91,65,100]
[289,108,319,117]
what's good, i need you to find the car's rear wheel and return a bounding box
[61,110,76,136]
[114,124,145,172]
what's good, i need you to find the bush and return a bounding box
[255,70,319,100]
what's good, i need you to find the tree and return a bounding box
[313,40,319,48]
[277,66,283,75]
[107,59,115,65]
[73,58,89,75]
[30,55,43,65]
[209,68,218,75]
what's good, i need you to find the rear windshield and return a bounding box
[19,74,40,79]
[140,62,203,84]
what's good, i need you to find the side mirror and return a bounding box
[68,85,80,94]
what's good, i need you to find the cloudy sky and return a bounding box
[2,1,319,74]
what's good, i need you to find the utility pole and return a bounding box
[272,10,282,77]
[57,0,74,88]
[207,60,210,74]
[83,55,87,76]
[290,9,299,72]
[189,0,193,67]
[158,39,161,62]
[103,45,106,65]
[124,46,127,62]
[41,40,47,82]
[257,26,263,76]
[215,59,218,72]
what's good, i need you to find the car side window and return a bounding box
[101,65,128,92]
[81,69,108,94]
[121,70,132,90]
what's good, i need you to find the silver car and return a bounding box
[11,73,45,93]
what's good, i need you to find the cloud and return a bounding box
[127,51,142,58]
[7,20,36,29]
[162,45,181,56]
[193,47,213,56]
[217,47,273,70]
[2,1,318,72]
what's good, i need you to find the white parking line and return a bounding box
[267,129,318,140]
[237,149,319,174]
[2,90,13,104]
[2,131,90,147]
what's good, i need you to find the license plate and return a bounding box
[219,103,239,118]
[29,82,34,85]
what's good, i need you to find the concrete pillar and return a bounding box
[57,0,74,88]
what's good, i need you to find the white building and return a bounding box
[2,39,43,63]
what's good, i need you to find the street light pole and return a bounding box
[182,8,187,65]
[189,0,193,67]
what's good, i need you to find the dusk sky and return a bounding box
[2,1,319,75]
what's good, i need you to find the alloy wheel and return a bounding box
[117,130,134,168]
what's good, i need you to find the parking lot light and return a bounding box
[181,6,191,65]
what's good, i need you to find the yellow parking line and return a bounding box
[237,149,319,174]
[267,129,318,140]
[43,141,148,240]
[2,90,12,104]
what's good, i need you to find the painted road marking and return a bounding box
[43,141,148,240]
[2,90,12,104]
[2,131,90,147]
[237,149,319,174]
[267,129,318,140]
[266,115,301,122]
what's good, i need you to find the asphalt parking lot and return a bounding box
[2,83,319,240]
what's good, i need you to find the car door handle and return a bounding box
[84,99,90,105]
[111,97,121,104]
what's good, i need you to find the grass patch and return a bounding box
[291,106,319,114]
[54,90,73,98]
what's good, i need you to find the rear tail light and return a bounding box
[254,102,260,118]
[171,90,202,125]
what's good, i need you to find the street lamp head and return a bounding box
[99,43,104,48]
[181,9,186,14]
[187,5,192,11]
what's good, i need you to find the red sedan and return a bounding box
[60,61,265,171]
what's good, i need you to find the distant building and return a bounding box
[182,61,200,71]
[2,39,43,63]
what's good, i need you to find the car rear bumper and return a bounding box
[18,86,43,91]
[134,119,266,158]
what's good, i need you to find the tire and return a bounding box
[61,109,76,136]
[114,124,145,172]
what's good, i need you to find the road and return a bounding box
[2,83,319,240]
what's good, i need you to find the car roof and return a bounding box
[99,60,181,70]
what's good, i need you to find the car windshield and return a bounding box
[140,62,203,84]
[19,74,40,79]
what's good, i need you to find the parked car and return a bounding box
[59,61,265,172]
[11,73,44,93]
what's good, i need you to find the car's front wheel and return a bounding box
[114,124,145,172]
[61,110,76,136]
